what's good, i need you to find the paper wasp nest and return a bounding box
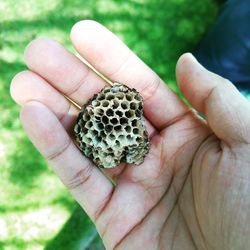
[74,83,150,168]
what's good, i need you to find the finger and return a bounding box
[24,38,107,106]
[70,20,189,130]
[10,70,78,131]
[20,101,113,221]
[23,37,158,140]
[176,53,250,145]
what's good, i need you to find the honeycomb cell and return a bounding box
[125,126,131,133]
[97,94,105,101]
[116,110,123,117]
[133,128,139,135]
[92,100,100,107]
[85,121,93,129]
[135,110,141,117]
[95,116,101,122]
[126,94,132,101]
[95,108,104,116]
[83,113,90,121]
[110,118,118,125]
[97,123,104,130]
[116,92,125,99]
[127,134,132,140]
[130,102,137,110]
[74,124,81,133]
[100,130,106,137]
[82,127,88,134]
[90,130,98,137]
[115,140,121,147]
[120,117,128,125]
[109,134,116,140]
[114,125,122,131]
[106,108,114,116]
[105,125,113,133]
[112,100,119,109]
[102,116,109,124]
[125,110,134,118]
[121,101,129,110]
[107,94,115,100]
[131,119,137,127]
[102,101,109,107]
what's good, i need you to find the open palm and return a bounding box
[11,21,250,250]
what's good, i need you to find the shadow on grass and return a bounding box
[1,0,218,88]
[45,205,104,250]
[7,135,48,189]
[0,59,49,190]
[0,60,25,110]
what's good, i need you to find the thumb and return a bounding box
[176,53,250,146]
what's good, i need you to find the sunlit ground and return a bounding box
[0,0,218,249]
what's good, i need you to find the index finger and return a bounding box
[70,20,189,130]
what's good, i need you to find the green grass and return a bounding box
[0,0,218,249]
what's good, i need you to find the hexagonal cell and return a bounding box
[92,100,100,107]
[116,110,123,117]
[74,124,81,134]
[125,110,134,118]
[95,108,104,116]
[121,101,129,110]
[97,94,105,101]
[125,94,132,101]
[105,124,113,133]
[106,94,115,100]
[112,100,119,109]
[102,100,109,107]
[85,121,93,129]
[101,116,109,124]
[125,126,131,133]
[120,117,128,125]
[106,108,114,117]
[130,102,137,110]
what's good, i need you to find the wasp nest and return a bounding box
[74,83,150,168]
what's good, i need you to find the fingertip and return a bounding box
[19,102,44,140]
[10,70,31,104]
[176,52,195,67]
[24,38,43,63]
[70,19,129,77]
[19,101,72,159]
[176,52,197,70]
[10,72,21,102]
[70,20,110,60]
[176,53,200,85]
[20,101,44,124]
[24,38,60,67]
[176,53,196,99]
[70,20,103,40]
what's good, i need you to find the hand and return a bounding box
[10,20,250,250]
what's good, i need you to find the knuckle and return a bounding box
[63,163,94,190]
[141,76,161,101]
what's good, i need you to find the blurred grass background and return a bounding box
[0,0,219,249]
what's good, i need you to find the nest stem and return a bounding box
[64,54,114,110]
[64,95,82,110]
[78,54,114,87]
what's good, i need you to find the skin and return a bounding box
[10,20,250,250]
